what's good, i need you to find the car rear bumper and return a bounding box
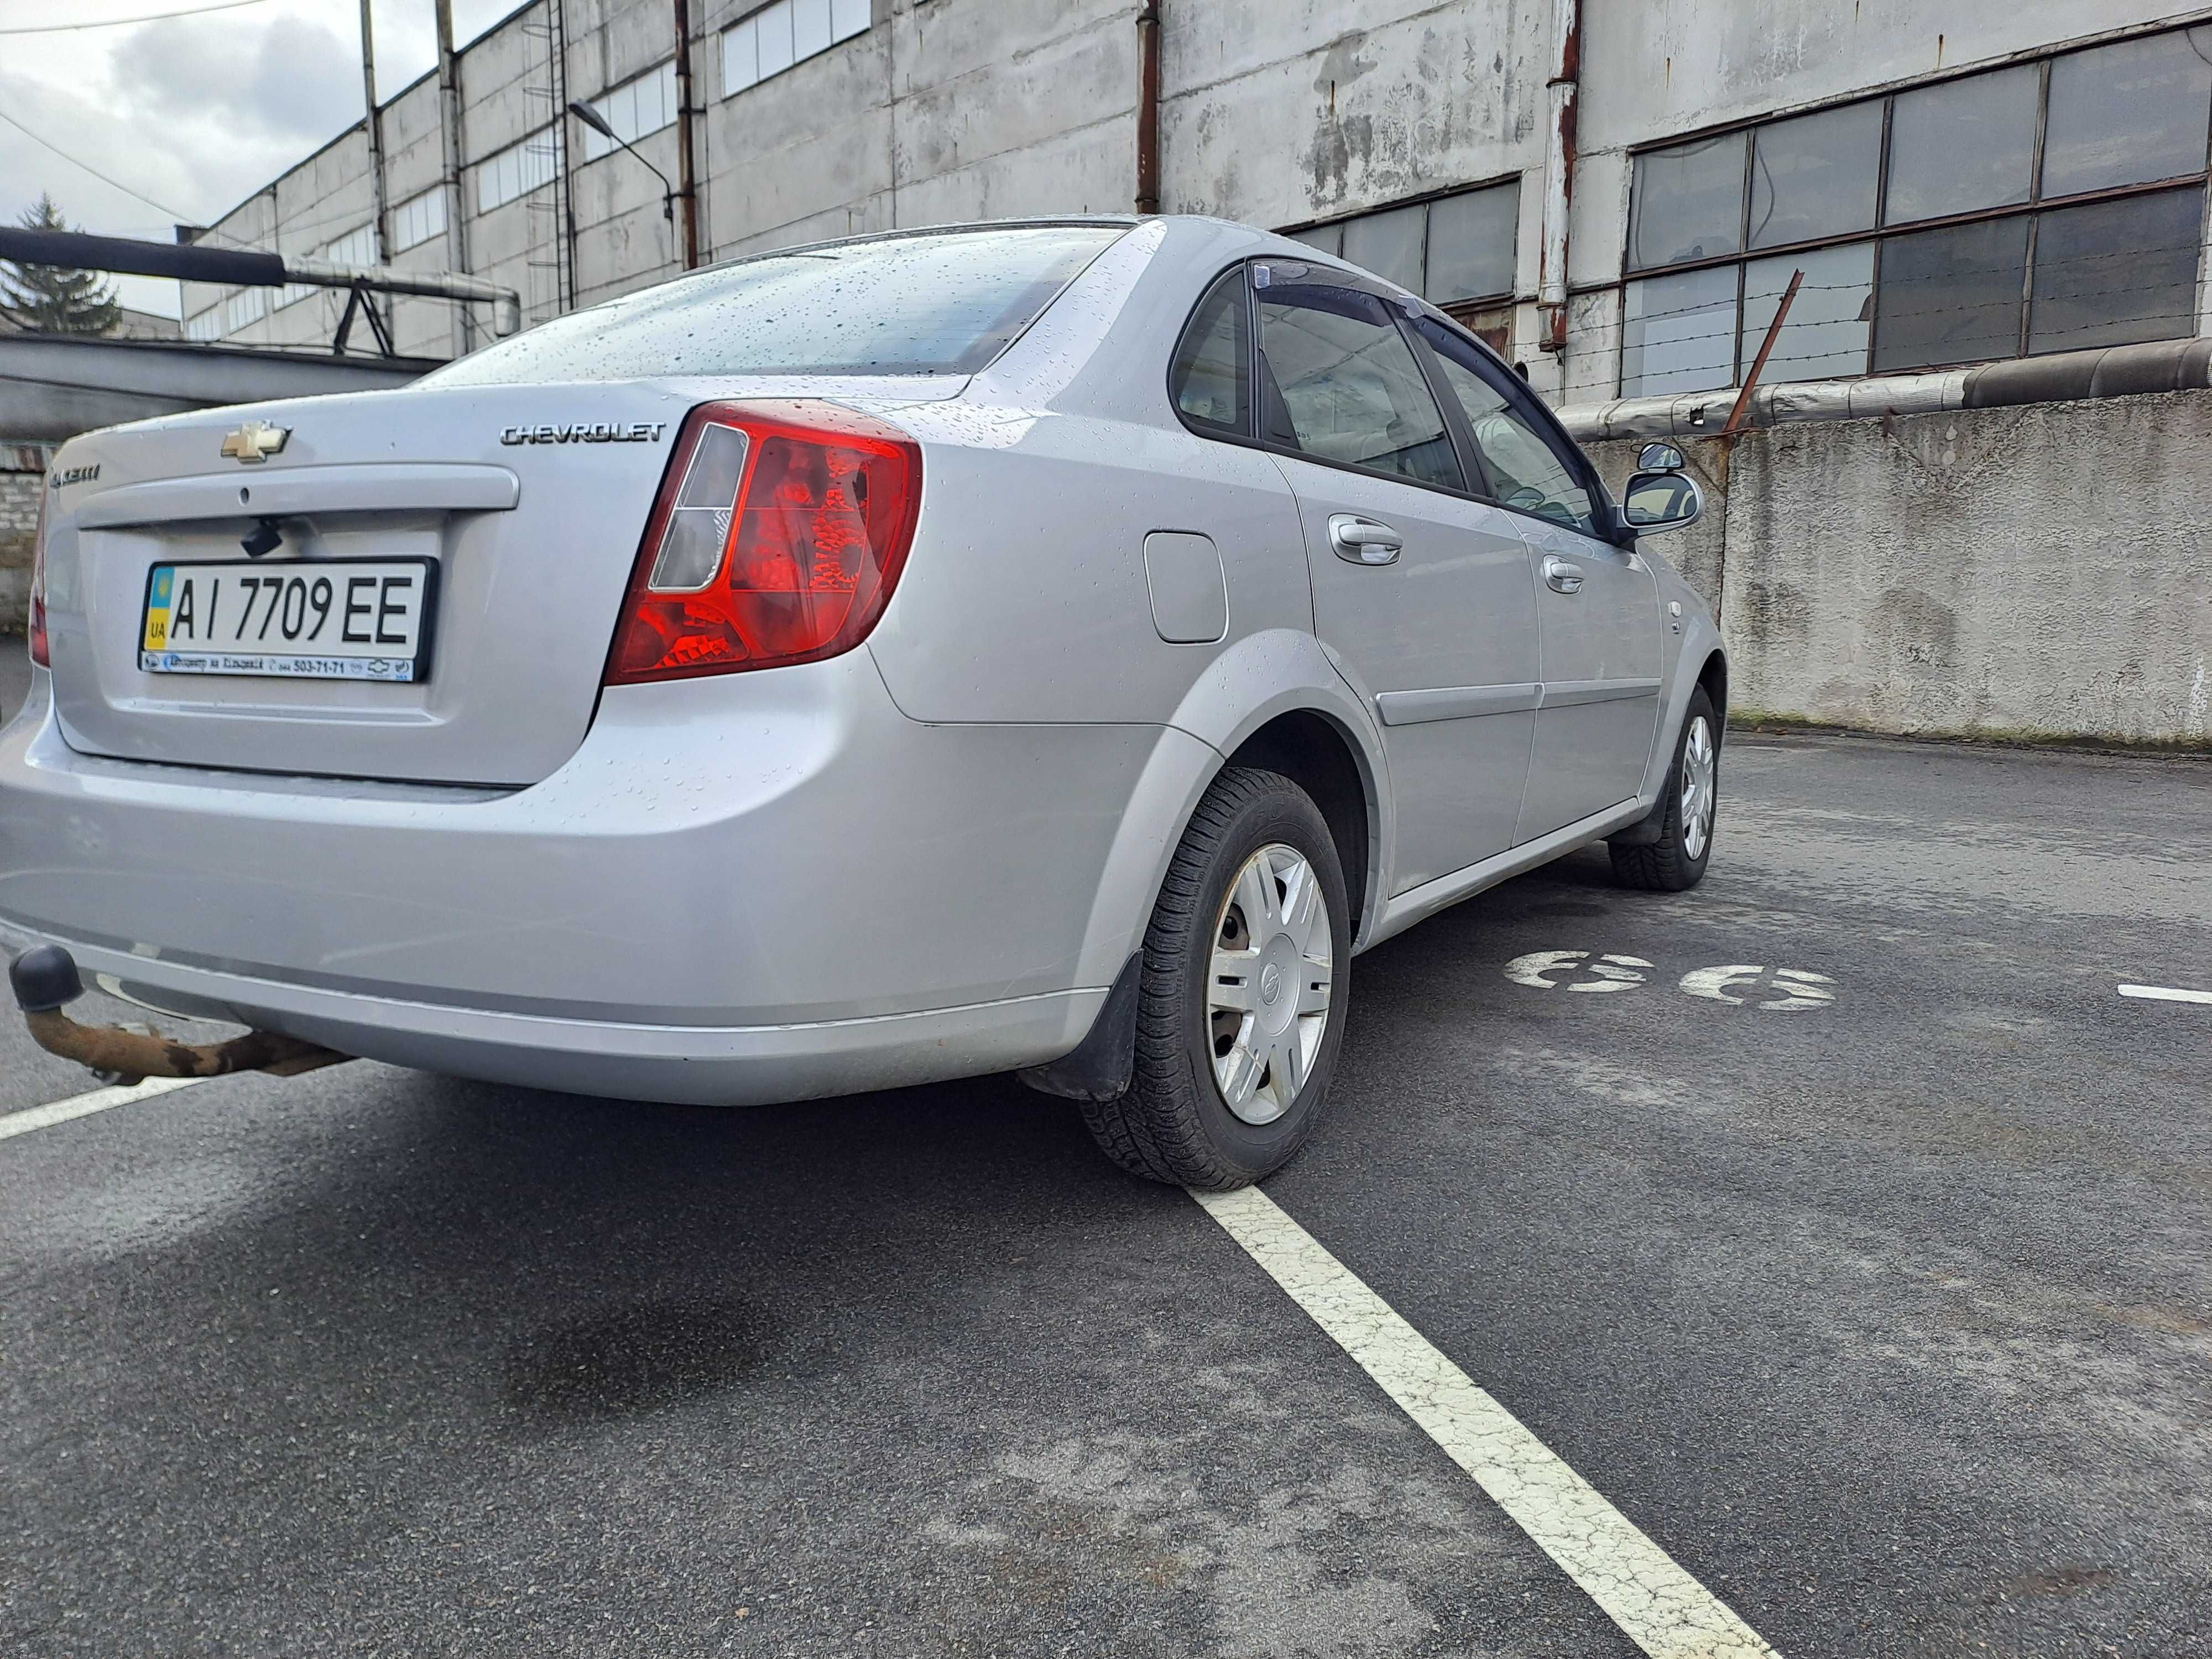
[0,655,1180,1104]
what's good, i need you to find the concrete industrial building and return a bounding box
[77,2,2212,745]
[175,1,2212,410]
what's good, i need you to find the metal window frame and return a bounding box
[717,0,870,103]
[1276,173,1525,309]
[1618,13,2212,388]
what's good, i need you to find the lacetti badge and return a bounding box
[49,463,99,489]
[219,420,290,463]
[500,421,667,445]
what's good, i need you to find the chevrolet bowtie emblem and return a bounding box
[218,420,290,463]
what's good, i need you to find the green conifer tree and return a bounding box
[0,195,123,335]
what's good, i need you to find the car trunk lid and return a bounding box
[43,375,956,786]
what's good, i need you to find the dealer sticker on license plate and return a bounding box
[139,558,438,682]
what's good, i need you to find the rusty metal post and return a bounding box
[1723,268,1804,437]
[434,0,474,354]
[358,0,390,266]
[673,0,701,268]
[1135,1,1161,215]
[1535,0,1580,356]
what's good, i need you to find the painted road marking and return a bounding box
[1504,950,1655,992]
[0,1076,204,1142]
[1192,1185,1781,1659]
[2119,983,2212,1006]
[1678,966,1837,1011]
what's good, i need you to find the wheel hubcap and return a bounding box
[1207,843,1333,1126]
[1679,716,1717,860]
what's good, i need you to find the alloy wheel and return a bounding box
[1206,842,1334,1125]
[1680,714,1717,861]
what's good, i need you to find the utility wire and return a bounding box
[0,0,274,35]
[0,103,194,224]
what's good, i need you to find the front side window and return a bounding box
[1413,320,1597,535]
[1255,279,1462,491]
[1168,268,1250,435]
[425,224,1123,383]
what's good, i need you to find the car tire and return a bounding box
[1609,686,1719,892]
[1079,766,1350,1191]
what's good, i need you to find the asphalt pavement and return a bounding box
[4,649,2209,1656]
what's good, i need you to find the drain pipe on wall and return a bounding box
[1135,1,1161,215]
[434,0,474,354]
[673,0,702,268]
[1535,0,1580,358]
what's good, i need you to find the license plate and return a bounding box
[139,558,438,683]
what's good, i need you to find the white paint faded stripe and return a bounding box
[2118,983,2212,1006]
[1192,1185,1780,1659]
[0,1076,204,1142]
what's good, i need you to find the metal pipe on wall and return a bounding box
[357,0,390,267]
[357,0,394,345]
[435,0,474,354]
[1536,0,1579,356]
[1135,1,1161,215]
[673,0,701,268]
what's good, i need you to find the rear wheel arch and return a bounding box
[1222,709,1377,949]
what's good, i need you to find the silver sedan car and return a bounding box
[4,216,1721,1188]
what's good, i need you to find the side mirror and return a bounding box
[1636,441,1686,472]
[1621,469,1703,533]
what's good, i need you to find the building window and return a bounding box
[391,187,447,252]
[221,287,268,335]
[578,62,677,161]
[1620,21,2212,395]
[477,129,559,212]
[185,307,222,342]
[722,0,869,98]
[1285,179,1520,306]
[322,223,378,268]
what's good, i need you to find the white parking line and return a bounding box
[1193,1185,1781,1659]
[0,1076,204,1142]
[2118,983,2212,1006]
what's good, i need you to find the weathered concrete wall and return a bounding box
[1594,393,2212,747]
[178,0,2207,409]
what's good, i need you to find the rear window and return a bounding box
[422,223,1125,385]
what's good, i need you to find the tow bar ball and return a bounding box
[9,944,348,1086]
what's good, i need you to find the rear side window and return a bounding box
[423,225,1125,384]
[1168,268,1250,435]
[1256,280,1463,491]
[1413,318,1597,534]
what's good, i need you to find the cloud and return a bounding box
[110,12,361,152]
[0,0,528,316]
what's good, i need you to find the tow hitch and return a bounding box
[10,945,348,1086]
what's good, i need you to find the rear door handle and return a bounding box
[1542,556,1584,594]
[1328,514,1403,566]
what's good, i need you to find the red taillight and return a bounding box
[605,400,921,685]
[28,471,49,668]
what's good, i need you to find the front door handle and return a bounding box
[1328,514,1403,566]
[1542,556,1584,594]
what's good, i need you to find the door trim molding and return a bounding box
[1374,682,1541,726]
[1363,795,1650,953]
[1538,676,1662,709]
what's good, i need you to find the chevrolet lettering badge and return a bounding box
[219,420,290,463]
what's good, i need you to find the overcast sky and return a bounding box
[0,0,518,317]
